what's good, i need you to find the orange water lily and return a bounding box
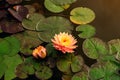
[51,32,77,53]
[32,46,46,58]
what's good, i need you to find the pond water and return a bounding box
[72,0,120,41]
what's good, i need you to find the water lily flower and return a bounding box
[32,46,46,59]
[51,32,77,53]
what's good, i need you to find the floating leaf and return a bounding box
[44,0,64,13]
[22,13,45,30]
[108,39,120,54]
[57,54,83,74]
[24,5,36,14]
[14,31,42,55]
[71,55,84,72]
[6,0,22,4]
[76,24,96,38]
[50,0,77,5]
[0,38,11,55]
[0,10,6,19]
[89,66,105,80]
[36,16,73,42]
[4,36,20,56]
[89,61,119,80]
[3,54,23,80]
[110,74,120,80]
[0,60,7,79]
[83,38,108,59]
[0,20,24,33]
[57,55,72,74]
[70,7,95,24]
[35,66,52,80]
[8,8,23,21]
[62,75,72,80]
[14,5,28,19]
[72,72,88,80]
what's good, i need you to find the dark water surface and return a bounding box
[72,0,120,41]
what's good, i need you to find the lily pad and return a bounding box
[22,13,45,30]
[76,24,96,38]
[3,54,23,80]
[57,54,83,74]
[0,20,24,34]
[70,7,95,24]
[0,60,7,79]
[4,36,20,56]
[0,38,11,55]
[83,38,108,59]
[72,72,88,80]
[71,55,84,72]
[50,0,77,5]
[14,31,43,55]
[108,39,120,54]
[35,66,52,80]
[44,0,64,13]
[36,16,73,42]
[89,61,119,80]
[89,66,105,80]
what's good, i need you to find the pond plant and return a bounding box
[0,0,120,80]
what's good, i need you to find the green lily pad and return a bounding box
[22,13,45,30]
[83,38,108,59]
[50,0,77,5]
[3,54,23,80]
[57,54,83,74]
[108,39,120,54]
[71,55,84,72]
[16,63,35,79]
[0,60,7,79]
[110,74,120,80]
[36,16,73,42]
[72,72,88,80]
[76,24,96,38]
[70,7,95,24]
[35,66,52,80]
[44,0,64,13]
[62,75,72,80]
[0,38,11,55]
[14,31,43,55]
[4,36,20,56]
[16,57,39,79]
[89,66,105,80]
[57,54,72,74]
[89,61,119,80]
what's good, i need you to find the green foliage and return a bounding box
[50,0,77,5]
[36,16,73,42]
[89,61,120,80]
[0,0,119,80]
[14,31,43,55]
[0,55,22,80]
[72,72,88,80]
[70,7,95,24]
[44,0,64,13]
[0,38,11,55]
[108,39,120,54]
[83,38,108,59]
[35,66,52,80]
[57,54,84,74]
[76,24,96,38]
[22,13,45,30]
[0,36,20,56]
